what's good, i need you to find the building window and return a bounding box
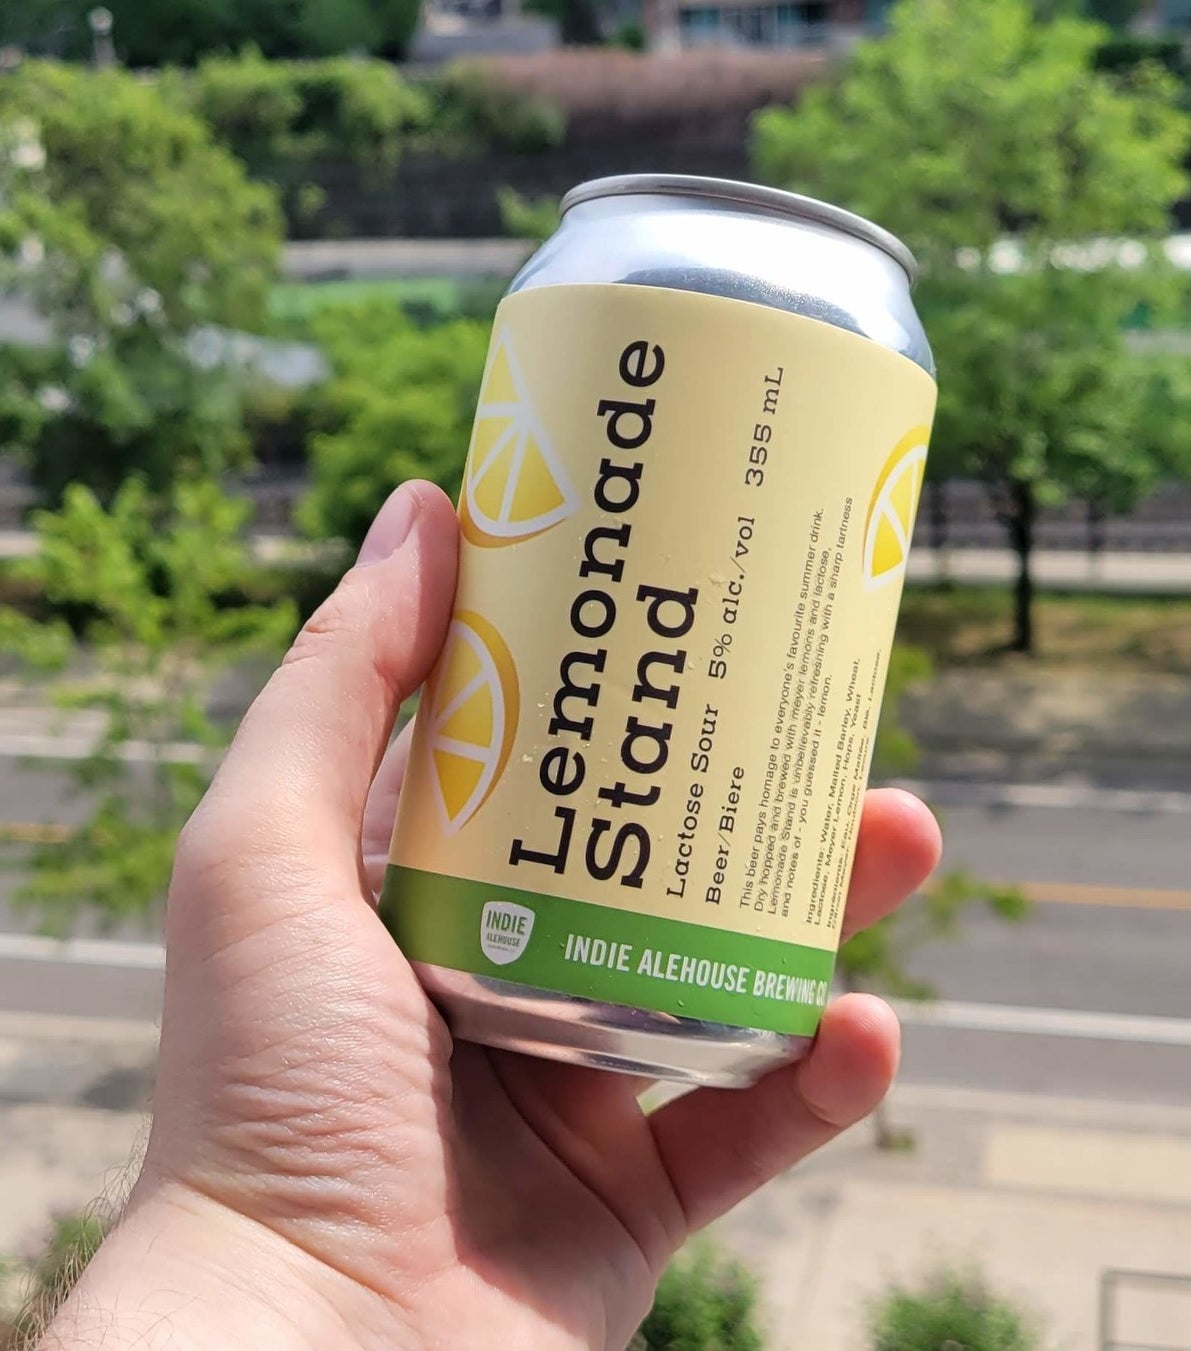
[679,6,723,37]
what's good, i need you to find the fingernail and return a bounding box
[357,485,418,566]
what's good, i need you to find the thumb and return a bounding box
[183,481,458,892]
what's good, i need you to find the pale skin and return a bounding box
[42,482,941,1351]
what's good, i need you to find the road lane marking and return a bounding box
[0,933,164,968]
[0,1009,158,1043]
[2,936,1191,1048]
[1022,880,1191,910]
[895,999,1191,1045]
[893,778,1191,815]
[0,822,71,843]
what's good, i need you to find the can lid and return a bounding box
[560,174,917,283]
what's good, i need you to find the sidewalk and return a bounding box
[715,1086,1191,1349]
[3,1012,1190,1348]
[902,668,1191,791]
[908,547,1191,594]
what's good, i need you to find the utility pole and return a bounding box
[88,8,116,69]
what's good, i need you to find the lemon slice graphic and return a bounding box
[461,332,578,547]
[425,610,519,833]
[862,428,929,590]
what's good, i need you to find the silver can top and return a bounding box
[560,174,917,284]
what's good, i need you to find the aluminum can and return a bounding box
[380,174,935,1087]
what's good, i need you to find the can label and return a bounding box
[382,283,935,1036]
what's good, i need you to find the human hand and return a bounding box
[45,482,941,1351]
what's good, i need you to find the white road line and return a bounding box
[895,999,1191,1046]
[0,932,164,968]
[1,936,1189,1049]
[890,1082,1191,1130]
[0,734,210,764]
[0,1009,158,1044]
[890,777,1191,815]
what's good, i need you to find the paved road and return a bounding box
[2,751,1191,1104]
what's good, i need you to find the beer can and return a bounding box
[380,174,935,1088]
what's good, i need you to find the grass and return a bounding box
[898,583,1191,673]
[268,276,506,330]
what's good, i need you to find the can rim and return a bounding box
[559,174,917,283]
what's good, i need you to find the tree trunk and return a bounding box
[1007,478,1036,654]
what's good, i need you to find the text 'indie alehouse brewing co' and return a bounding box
[380,174,936,1087]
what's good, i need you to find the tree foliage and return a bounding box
[0,0,424,66]
[0,62,283,504]
[298,302,489,550]
[754,0,1191,651]
[163,49,429,173]
[0,480,296,934]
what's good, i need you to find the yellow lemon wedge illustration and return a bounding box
[425,610,519,833]
[461,332,578,547]
[862,428,929,590]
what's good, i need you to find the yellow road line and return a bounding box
[0,822,71,844]
[1022,880,1191,911]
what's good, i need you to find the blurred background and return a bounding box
[1,1,1190,1347]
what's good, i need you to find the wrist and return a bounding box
[38,1178,417,1351]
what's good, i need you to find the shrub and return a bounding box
[426,61,568,153]
[869,1269,1040,1351]
[497,186,561,243]
[3,1213,107,1347]
[634,1246,765,1351]
[441,49,826,147]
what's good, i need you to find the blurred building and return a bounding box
[410,0,560,60]
[598,0,890,50]
[677,0,888,47]
[1139,0,1191,27]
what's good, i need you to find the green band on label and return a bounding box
[381,865,837,1036]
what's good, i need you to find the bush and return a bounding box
[298,301,489,549]
[497,186,561,242]
[3,1213,107,1347]
[441,49,826,147]
[869,1270,1040,1351]
[425,61,568,153]
[634,1246,765,1351]
[165,49,430,172]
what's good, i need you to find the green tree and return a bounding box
[928,267,1191,651]
[10,0,426,66]
[0,62,283,504]
[167,49,429,173]
[0,479,296,934]
[754,0,1191,651]
[870,1269,1040,1351]
[298,302,489,550]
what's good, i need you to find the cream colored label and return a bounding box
[385,282,934,1024]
